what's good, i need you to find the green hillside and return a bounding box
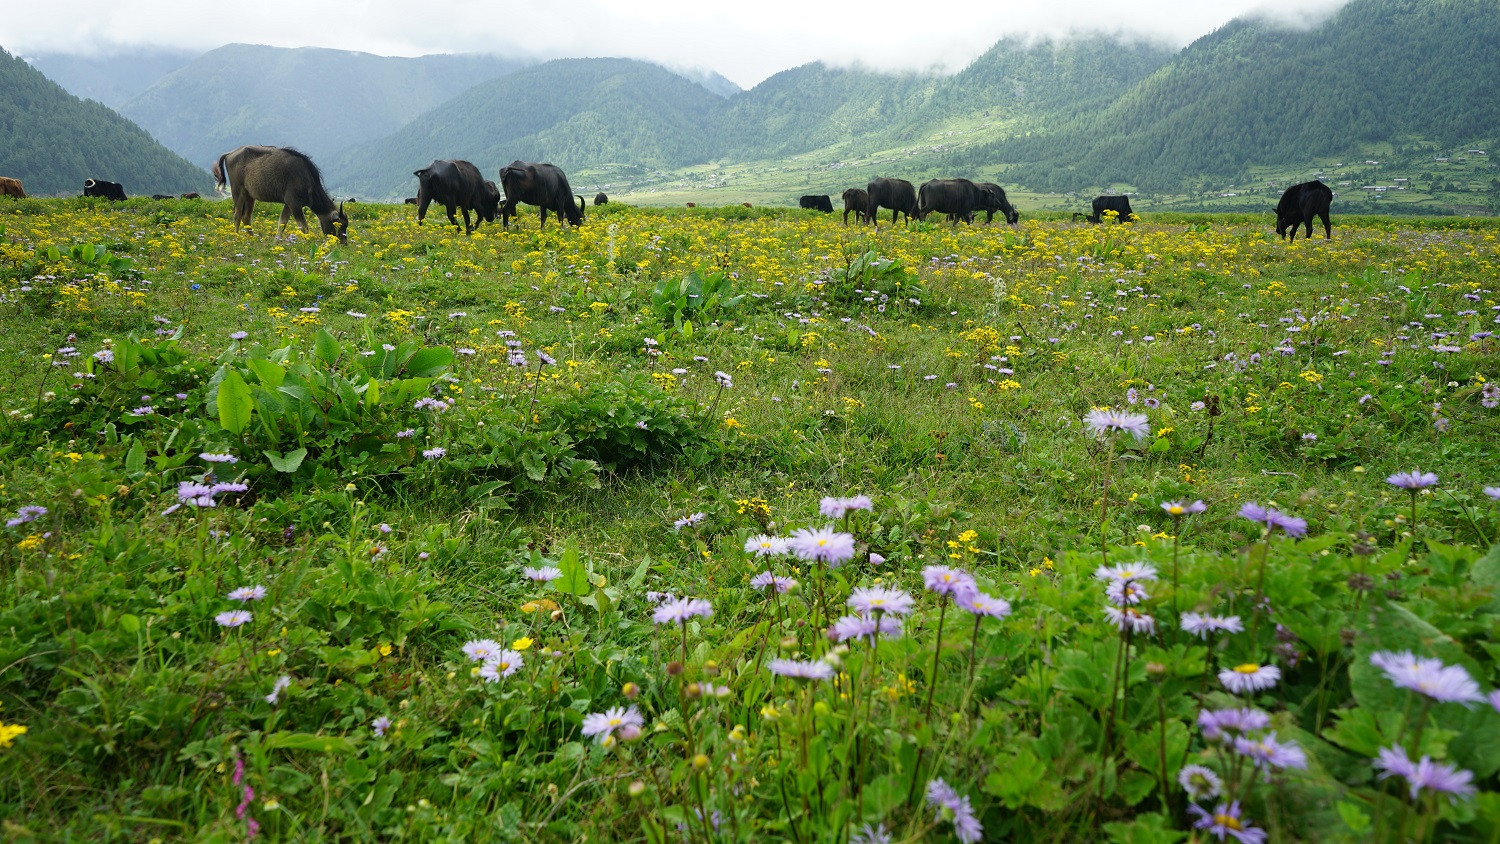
[0,47,212,197]
[952,0,1500,195]
[118,44,528,168]
[27,48,197,109]
[327,58,727,200]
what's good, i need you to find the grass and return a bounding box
[1,196,1499,841]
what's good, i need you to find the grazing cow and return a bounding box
[594,192,608,206]
[1086,195,1134,224]
[686,202,697,208]
[799,195,834,213]
[180,192,200,200]
[976,183,1021,226]
[215,146,348,243]
[404,197,418,204]
[83,179,127,201]
[1275,180,1333,241]
[499,161,583,228]
[151,194,173,200]
[841,188,871,225]
[867,177,919,225]
[0,177,23,198]
[414,159,501,234]
[918,178,992,224]
[742,202,752,208]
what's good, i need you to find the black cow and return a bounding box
[1086,195,1135,224]
[841,188,871,225]
[151,194,173,200]
[404,197,418,205]
[499,161,583,229]
[1275,180,1333,241]
[83,179,127,201]
[867,177,919,225]
[799,194,834,213]
[594,193,608,206]
[414,159,500,235]
[917,178,986,224]
[976,182,1021,226]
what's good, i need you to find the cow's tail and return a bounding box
[213,155,229,195]
[575,195,586,223]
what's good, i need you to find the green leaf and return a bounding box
[265,732,357,753]
[217,368,253,435]
[1336,800,1371,836]
[124,439,146,475]
[246,358,285,389]
[628,554,654,589]
[264,448,308,473]
[1104,812,1187,844]
[1468,543,1500,611]
[314,329,341,366]
[120,614,140,634]
[555,540,592,597]
[405,347,454,378]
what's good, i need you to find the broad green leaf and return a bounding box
[124,439,146,475]
[264,447,308,474]
[246,358,285,389]
[265,732,356,753]
[555,540,592,597]
[314,329,341,366]
[405,347,454,378]
[217,368,253,435]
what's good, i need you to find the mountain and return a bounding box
[117,44,529,169]
[28,48,198,108]
[950,0,1500,193]
[667,66,742,99]
[0,47,212,196]
[326,58,727,200]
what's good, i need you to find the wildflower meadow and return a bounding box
[2,196,1500,842]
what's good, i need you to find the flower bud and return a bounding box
[666,661,684,676]
[622,682,641,699]
[691,753,710,771]
[628,780,646,797]
[685,682,702,700]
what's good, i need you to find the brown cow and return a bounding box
[742,202,752,208]
[215,146,348,243]
[685,202,696,208]
[0,177,24,198]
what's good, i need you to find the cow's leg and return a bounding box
[461,208,473,235]
[445,204,460,231]
[539,208,548,229]
[1303,217,1313,240]
[1319,212,1331,239]
[417,194,431,224]
[276,205,293,239]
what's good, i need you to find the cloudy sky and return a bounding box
[5,0,1353,88]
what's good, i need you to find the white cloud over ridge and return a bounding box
[4,0,1354,88]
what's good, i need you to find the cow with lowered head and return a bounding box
[917,178,987,224]
[976,182,1021,226]
[83,179,127,201]
[414,159,500,235]
[799,194,834,214]
[0,177,25,199]
[499,161,583,229]
[867,177,919,225]
[215,146,347,243]
[1275,180,1333,241]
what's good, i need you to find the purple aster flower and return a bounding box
[1181,612,1244,638]
[1197,707,1271,741]
[522,566,563,582]
[820,494,874,518]
[1219,663,1281,694]
[830,614,903,644]
[672,512,706,530]
[744,534,789,556]
[537,351,556,366]
[749,571,797,593]
[1375,744,1476,802]
[847,586,915,617]
[230,330,249,340]
[925,778,983,844]
[215,610,252,628]
[1490,689,1500,713]
[130,405,156,416]
[372,716,391,737]
[1106,579,1150,606]
[1161,500,1207,517]
[1369,650,1483,704]
[265,674,291,705]
[652,597,713,625]
[227,585,267,602]
[479,650,524,681]
[714,371,733,388]
[1234,731,1308,772]
[850,823,892,844]
[1104,606,1156,634]
[462,639,504,662]
[581,706,644,743]
[1387,471,1439,490]
[396,428,416,438]
[788,526,856,567]
[1239,502,1306,537]
[768,658,834,681]
[211,482,249,495]
[199,452,238,463]
[1179,764,1223,800]
[957,591,1012,619]
[923,565,977,597]
[1189,801,1268,843]
[1083,408,1151,441]
[1093,562,1160,583]
[422,447,446,460]
[6,505,47,528]
[1485,486,1500,501]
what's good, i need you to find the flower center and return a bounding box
[1214,814,1243,831]
[1168,505,1185,515]
[1234,663,1261,674]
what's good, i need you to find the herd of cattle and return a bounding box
[0,146,1336,242]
